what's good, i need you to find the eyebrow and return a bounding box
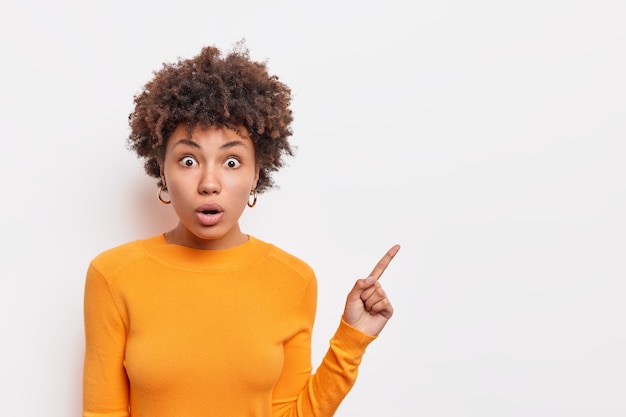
[172,138,248,150]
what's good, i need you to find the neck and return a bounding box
[164,223,249,250]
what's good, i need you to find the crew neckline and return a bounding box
[136,233,272,272]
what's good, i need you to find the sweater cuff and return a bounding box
[331,318,377,354]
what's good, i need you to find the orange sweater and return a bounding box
[83,234,375,417]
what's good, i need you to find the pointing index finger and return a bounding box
[368,244,401,281]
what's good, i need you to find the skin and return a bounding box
[344,244,400,336]
[161,122,399,336]
[161,124,259,250]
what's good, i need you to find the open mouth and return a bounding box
[196,204,224,226]
[197,204,223,224]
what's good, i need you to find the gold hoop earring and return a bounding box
[158,184,171,205]
[247,189,257,208]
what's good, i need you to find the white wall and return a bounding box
[1,1,624,415]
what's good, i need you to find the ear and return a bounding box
[160,165,166,186]
[252,165,261,190]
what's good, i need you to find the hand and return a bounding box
[342,244,400,336]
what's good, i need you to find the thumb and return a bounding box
[345,276,376,303]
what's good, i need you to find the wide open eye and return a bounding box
[180,156,198,167]
[224,157,241,169]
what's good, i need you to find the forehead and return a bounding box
[166,123,253,150]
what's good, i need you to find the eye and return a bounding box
[180,156,197,167]
[224,157,241,169]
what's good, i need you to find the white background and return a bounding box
[1,1,625,416]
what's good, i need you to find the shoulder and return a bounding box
[88,236,155,279]
[252,237,315,282]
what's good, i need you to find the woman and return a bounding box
[83,41,400,417]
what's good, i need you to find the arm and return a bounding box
[272,245,400,417]
[83,263,130,417]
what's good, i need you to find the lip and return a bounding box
[196,203,224,226]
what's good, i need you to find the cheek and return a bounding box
[164,175,193,201]
[224,176,254,199]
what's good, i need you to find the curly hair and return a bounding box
[127,41,294,193]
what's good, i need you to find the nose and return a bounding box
[198,165,221,195]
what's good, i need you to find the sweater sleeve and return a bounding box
[272,277,377,417]
[83,263,130,417]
